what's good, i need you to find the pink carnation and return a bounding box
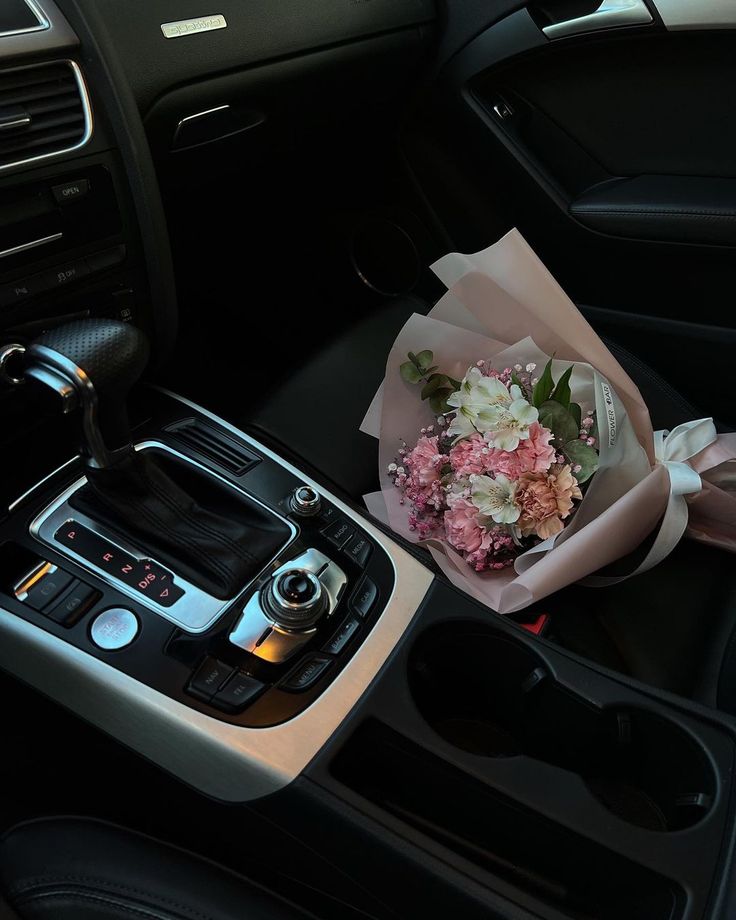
[444,498,491,556]
[449,434,488,477]
[404,436,444,509]
[516,422,556,474]
[485,422,556,479]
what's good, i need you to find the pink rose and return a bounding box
[444,498,492,555]
[516,464,583,540]
[449,434,488,477]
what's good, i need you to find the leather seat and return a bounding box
[0,817,317,920]
[249,295,704,500]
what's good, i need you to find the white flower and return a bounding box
[470,474,520,524]
[483,397,539,451]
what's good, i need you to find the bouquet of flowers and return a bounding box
[361,229,736,614]
[389,352,598,572]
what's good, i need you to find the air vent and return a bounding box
[0,60,92,172]
[165,419,261,477]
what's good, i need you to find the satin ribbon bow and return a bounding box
[639,418,718,574]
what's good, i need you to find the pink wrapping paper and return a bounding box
[361,229,736,613]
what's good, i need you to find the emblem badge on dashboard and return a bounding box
[160,14,227,39]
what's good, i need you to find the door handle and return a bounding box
[542,0,652,39]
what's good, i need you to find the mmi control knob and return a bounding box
[263,568,326,631]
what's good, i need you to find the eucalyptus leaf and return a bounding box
[551,366,573,409]
[407,351,419,366]
[569,402,582,429]
[532,359,555,408]
[563,439,599,483]
[421,374,448,400]
[429,388,454,414]
[425,366,439,376]
[415,350,434,370]
[539,400,579,446]
[400,361,423,384]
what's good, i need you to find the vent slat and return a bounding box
[0,62,89,170]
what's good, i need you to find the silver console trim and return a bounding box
[0,392,434,801]
[0,1,78,63]
[30,440,298,634]
[0,1,49,37]
[652,0,736,30]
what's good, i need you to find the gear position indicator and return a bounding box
[55,520,185,608]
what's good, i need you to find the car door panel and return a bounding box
[406,2,736,420]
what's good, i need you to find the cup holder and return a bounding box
[409,625,716,832]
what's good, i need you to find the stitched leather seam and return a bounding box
[143,464,258,566]
[574,208,736,220]
[17,890,199,920]
[10,877,216,920]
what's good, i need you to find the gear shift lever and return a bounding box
[25,318,149,469]
[22,318,290,600]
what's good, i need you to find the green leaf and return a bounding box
[415,350,434,371]
[429,388,454,414]
[563,439,599,484]
[511,371,524,390]
[551,366,574,409]
[447,377,462,391]
[532,359,555,408]
[400,361,423,384]
[424,366,439,376]
[539,400,579,447]
[569,402,582,430]
[421,374,449,400]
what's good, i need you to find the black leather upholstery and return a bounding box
[0,818,315,920]
[249,295,704,501]
[570,174,736,245]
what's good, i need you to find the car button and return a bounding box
[46,581,98,627]
[351,578,378,619]
[52,178,90,205]
[322,616,360,656]
[344,534,372,568]
[281,656,332,692]
[14,563,73,611]
[188,657,233,702]
[213,672,265,712]
[90,608,139,650]
[322,517,355,550]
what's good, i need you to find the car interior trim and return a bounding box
[653,0,736,30]
[0,391,434,801]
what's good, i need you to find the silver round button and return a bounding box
[290,485,322,517]
[90,608,139,650]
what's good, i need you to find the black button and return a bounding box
[42,260,89,291]
[52,178,90,205]
[188,657,233,702]
[322,518,355,550]
[281,656,332,692]
[0,274,47,308]
[17,567,74,611]
[213,672,265,712]
[351,578,378,619]
[322,616,360,656]
[319,504,340,526]
[46,581,98,626]
[278,572,317,605]
[344,534,372,568]
[85,245,126,274]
